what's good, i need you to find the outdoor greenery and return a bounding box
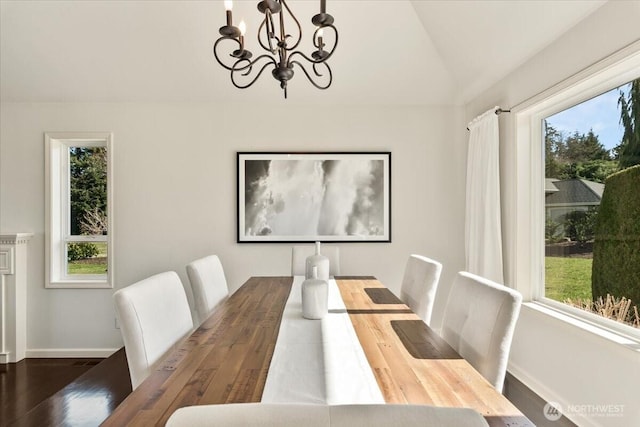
[68,262,108,275]
[592,165,640,314]
[617,78,640,169]
[545,257,593,301]
[67,242,99,261]
[563,207,598,243]
[545,127,614,183]
[67,242,107,275]
[66,147,108,272]
[545,77,640,328]
[546,256,639,328]
[545,216,564,243]
[70,147,107,236]
[545,78,640,183]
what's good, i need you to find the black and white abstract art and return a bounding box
[237,152,391,242]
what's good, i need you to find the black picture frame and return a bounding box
[237,152,391,243]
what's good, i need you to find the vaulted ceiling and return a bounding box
[0,0,606,105]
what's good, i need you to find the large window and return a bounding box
[515,43,640,339]
[544,81,639,330]
[46,133,113,288]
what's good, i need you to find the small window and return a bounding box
[45,133,113,288]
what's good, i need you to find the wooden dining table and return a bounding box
[101,276,534,427]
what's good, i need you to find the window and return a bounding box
[45,133,113,288]
[514,43,640,339]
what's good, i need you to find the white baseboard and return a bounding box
[508,362,600,427]
[26,348,120,358]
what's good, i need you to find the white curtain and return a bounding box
[465,107,504,284]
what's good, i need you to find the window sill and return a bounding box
[524,302,640,352]
[47,280,112,289]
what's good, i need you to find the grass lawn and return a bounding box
[68,261,108,275]
[545,256,592,301]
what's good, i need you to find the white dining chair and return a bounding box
[186,255,229,326]
[113,271,194,390]
[291,245,341,276]
[399,254,443,325]
[440,271,522,393]
[165,403,490,427]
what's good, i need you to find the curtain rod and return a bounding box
[466,107,511,131]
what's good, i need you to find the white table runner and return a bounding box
[261,276,384,404]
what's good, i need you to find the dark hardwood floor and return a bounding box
[0,349,131,427]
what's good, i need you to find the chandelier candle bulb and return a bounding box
[239,20,246,48]
[224,0,233,26]
[317,28,324,49]
[218,0,240,37]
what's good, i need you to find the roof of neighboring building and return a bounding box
[545,179,604,205]
[545,178,559,193]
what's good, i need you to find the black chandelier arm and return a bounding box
[290,60,332,90]
[230,56,278,89]
[258,9,278,54]
[287,25,338,66]
[279,0,302,51]
[313,25,336,52]
[213,36,245,71]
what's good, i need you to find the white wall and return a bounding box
[0,102,466,355]
[465,2,640,427]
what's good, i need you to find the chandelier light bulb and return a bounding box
[224,0,233,11]
[239,20,247,36]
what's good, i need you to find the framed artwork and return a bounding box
[237,152,391,243]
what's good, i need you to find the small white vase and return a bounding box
[301,266,328,320]
[305,241,330,280]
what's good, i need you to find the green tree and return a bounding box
[573,160,619,183]
[69,147,107,236]
[545,123,614,181]
[545,122,565,178]
[617,78,640,169]
[561,130,610,163]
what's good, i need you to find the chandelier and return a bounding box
[214,0,338,98]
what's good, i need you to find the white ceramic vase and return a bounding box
[301,266,328,320]
[305,241,330,280]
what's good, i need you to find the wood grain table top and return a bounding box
[335,277,534,427]
[102,276,534,427]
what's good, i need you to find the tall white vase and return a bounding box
[301,266,328,320]
[305,241,330,280]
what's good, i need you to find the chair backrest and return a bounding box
[291,245,340,276]
[186,255,229,326]
[440,271,522,393]
[165,403,489,427]
[399,254,443,325]
[113,271,194,390]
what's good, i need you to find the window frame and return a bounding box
[45,132,114,289]
[513,42,640,342]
